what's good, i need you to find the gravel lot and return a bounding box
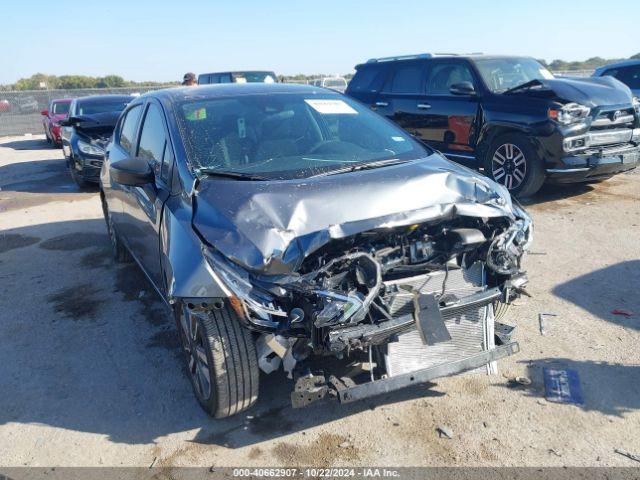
[0,134,639,468]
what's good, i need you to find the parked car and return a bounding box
[0,99,10,113]
[16,96,39,114]
[346,54,640,196]
[198,71,278,85]
[311,76,349,93]
[100,83,531,417]
[41,99,72,146]
[593,59,640,97]
[60,95,133,187]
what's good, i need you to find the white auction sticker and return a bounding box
[305,99,358,114]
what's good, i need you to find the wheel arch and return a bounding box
[476,122,535,162]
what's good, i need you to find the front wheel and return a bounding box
[176,303,259,418]
[484,134,545,198]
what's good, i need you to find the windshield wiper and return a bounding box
[197,168,269,181]
[309,158,411,178]
[503,79,545,95]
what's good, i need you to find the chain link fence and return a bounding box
[0,85,175,137]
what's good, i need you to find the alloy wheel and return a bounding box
[179,309,212,400]
[491,143,527,190]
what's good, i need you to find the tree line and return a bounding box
[1,73,177,91]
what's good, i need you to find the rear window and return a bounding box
[348,66,388,93]
[77,99,130,115]
[52,102,70,114]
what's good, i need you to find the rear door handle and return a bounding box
[417,103,431,109]
[374,101,389,107]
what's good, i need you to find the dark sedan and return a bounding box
[100,84,532,418]
[61,95,133,187]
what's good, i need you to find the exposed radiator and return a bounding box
[383,263,497,377]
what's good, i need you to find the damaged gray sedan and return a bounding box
[100,83,532,418]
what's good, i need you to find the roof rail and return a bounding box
[366,53,432,63]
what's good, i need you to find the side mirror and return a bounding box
[450,82,476,96]
[58,118,71,127]
[109,157,154,186]
[41,109,49,116]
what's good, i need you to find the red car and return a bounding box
[41,99,72,146]
[0,99,10,113]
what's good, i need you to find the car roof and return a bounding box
[51,98,73,104]
[145,83,336,103]
[355,54,536,69]
[594,59,640,75]
[200,70,275,75]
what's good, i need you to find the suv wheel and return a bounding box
[176,303,259,418]
[484,134,545,197]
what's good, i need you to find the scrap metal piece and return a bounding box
[495,321,516,345]
[291,373,329,408]
[413,293,451,345]
[614,448,640,464]
[538,313,557,336]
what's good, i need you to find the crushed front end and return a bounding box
[202,205,532,407]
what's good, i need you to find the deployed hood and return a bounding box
[193,153,518,276]
[511,76,633,108]
[69,111,121,137]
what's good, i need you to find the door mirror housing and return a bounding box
[109,157,154,186]
[58,118,72,127]
[450,82,476,96]
[41,109,49,116]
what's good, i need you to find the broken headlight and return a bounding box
[548,102,590,125]
[202,248,287,319]
[486,220,530,275]
[314,291,366,328]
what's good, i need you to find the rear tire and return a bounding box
[176,303,259,418]
[484,133,545,198]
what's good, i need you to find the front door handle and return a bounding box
[374,101,389,107]
[417,103,431,109]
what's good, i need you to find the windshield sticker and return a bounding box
[305,99,358,115]
[391,136,406,142]
[235,77,247,84]
[185,107,207,121]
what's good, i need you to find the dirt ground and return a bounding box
[0,134,638,468]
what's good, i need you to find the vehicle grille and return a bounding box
[586,107,636,149]
[383,263,496,377]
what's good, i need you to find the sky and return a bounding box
[1,0,639,85]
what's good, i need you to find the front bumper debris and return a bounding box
[547,144,639,183]
[291,342,520,408]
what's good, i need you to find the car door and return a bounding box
[377,60,429,136]
[414,60,481,161]
[120,100,174,293]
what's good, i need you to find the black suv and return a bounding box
[346,54,640,196]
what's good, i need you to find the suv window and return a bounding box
[348,66,388,93]
[605,66,640,90]
[427,63,475,95]
[119,105,142,153]
[387,63,424,94]
[138,104,167,179]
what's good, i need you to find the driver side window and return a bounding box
[427,63,475,95]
